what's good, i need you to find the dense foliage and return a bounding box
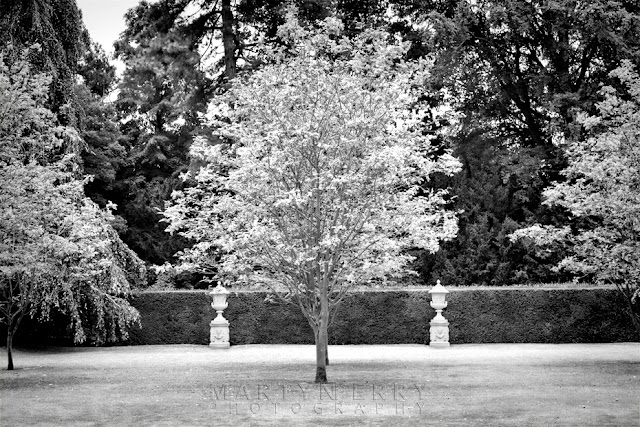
[403,0,640,286]
[0,0,84,123]
[511,61,640,334]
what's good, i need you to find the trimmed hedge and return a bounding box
[125,288,637,345]
[6,288,637,346]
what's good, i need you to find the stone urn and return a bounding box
[209,283,230,349]
[429,280,450,348]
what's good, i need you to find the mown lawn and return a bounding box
[1,343,638,426]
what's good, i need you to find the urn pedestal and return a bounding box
[209,317,230,349]
[429,315,450,348]
[429,280,450,348]
[209,284,230,349]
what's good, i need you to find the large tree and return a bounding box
[0,49,145,370]
[163,12,460,382]
[511,61,640,335]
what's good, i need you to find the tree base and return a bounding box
[315,366,327,383]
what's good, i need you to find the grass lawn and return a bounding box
[1,343,638,426]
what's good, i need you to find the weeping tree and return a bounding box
[163,11,460,383]
[0,49,145,370]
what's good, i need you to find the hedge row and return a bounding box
[127,288,637,345]
[9,288,637,346]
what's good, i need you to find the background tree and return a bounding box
[74,39,126,210]
[511,61,640,335]
[111,34,208,264]
[0,49,145,370]
[390,0,640,285]
[163,13,461,382]
[106,1,214,266]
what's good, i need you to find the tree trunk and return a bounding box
[7,323,14,371]
[324,333,329,366]
[314,291,330,383]
[314,325,328,383]
[221,0,236,79]
[5,308,24,371]
[618,284,640,339]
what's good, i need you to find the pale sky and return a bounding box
[76,0,145,56]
